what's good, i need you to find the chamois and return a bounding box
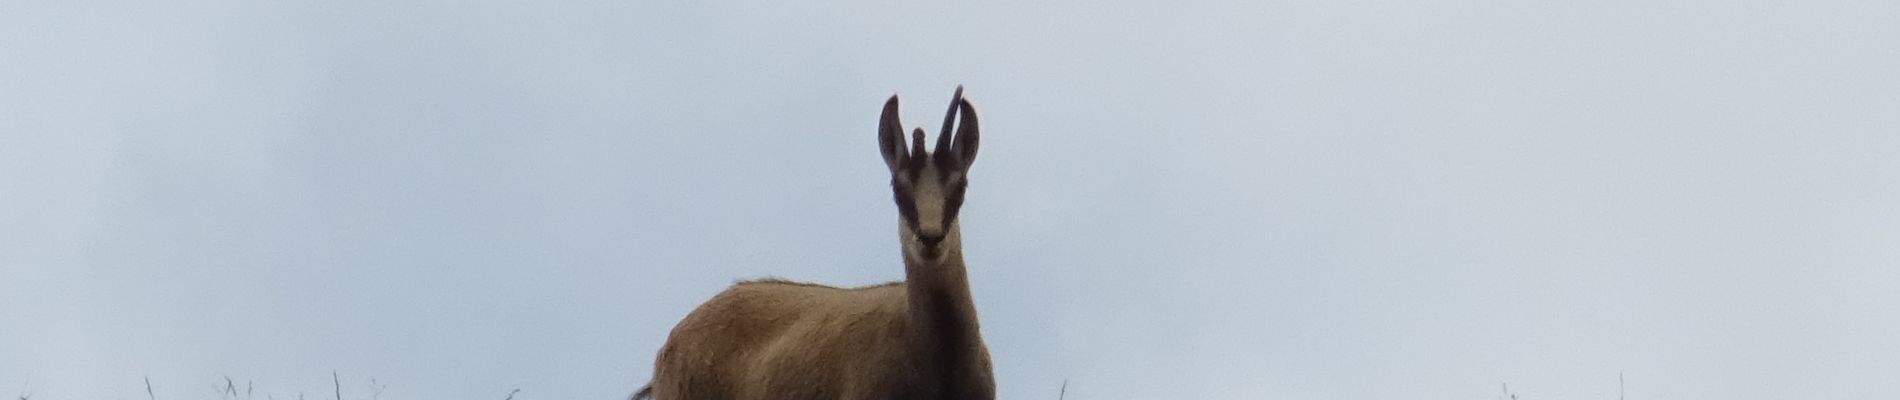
[632,87,994,400]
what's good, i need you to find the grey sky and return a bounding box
[4,0,1897,399]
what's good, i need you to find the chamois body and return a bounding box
[635,87,993,400]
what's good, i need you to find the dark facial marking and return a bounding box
[892,176,921,227]
[942,177,967,228]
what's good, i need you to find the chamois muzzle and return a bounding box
[919,230,947,256]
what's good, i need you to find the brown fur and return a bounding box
[635,87,993,400]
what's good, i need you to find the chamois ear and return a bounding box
[878,95,906,172]
[952,97,979,168]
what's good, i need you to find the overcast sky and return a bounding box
[4,0,1897,399]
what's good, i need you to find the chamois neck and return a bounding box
[902,224,982,361]
[904,227,974,315]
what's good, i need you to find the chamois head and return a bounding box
[878,86,979,264]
